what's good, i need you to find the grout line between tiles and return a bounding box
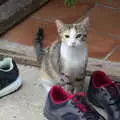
[102,45,120,61]
[31,4,94,24]
[90,27,120,40]
[95,3,120,11]
[31,17,53,23]
[31,7,120,42]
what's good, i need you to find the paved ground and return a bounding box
[0,64,108,120]
[0,64,47,120]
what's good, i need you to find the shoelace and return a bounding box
[102,83,120,110]
[71,94,99,119]
[115,82,120,89]
[70,93,87,112]
[104,83,120,112]
[71,95,87,112]
[106,84,118,97]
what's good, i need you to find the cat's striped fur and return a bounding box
[34,17,89,93]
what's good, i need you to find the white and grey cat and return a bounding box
[34,17,89,93]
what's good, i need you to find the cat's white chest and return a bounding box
[60,43,87,77]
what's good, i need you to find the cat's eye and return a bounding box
[76,34,82,38]
[81,34,87,41]
[65,35,70,38]
[84,34,87,37]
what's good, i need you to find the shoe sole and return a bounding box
[0,76,22,98]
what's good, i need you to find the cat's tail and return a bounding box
[34,28,45,61]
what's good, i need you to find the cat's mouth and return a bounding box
[66,42,81,47]
[68,43,77,47]
[70,43,81,47]
[68,44,79,48]
[71,44,76,47]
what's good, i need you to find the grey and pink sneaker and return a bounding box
[43,85,105,120]
[87,71,120,120]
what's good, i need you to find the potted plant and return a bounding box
[64,0,112,7]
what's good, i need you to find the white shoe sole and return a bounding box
[0,76,22,98]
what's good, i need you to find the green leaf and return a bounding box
[64,0,77,7]
[108,0,112,3]
[64,0,113,7]
[96,0,100,3]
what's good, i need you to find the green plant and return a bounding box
[64,0,77,7]
[64,0,113,7]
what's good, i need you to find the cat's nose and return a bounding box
[68,41,76,47]
[71,42,76,46]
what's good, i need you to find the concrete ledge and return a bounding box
[0,38,120,81]
[87,58,120,81]
[0,40,36,57]
[0,40,39,67]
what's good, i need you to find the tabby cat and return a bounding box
[34,17,89,93]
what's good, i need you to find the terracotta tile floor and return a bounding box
[1,0,91,46]
[1,0,120,62]
[90,5,120,36]
[87,29,118,59]
[107,45,120,62]
[32,0,91,21]
[99,0,120,8]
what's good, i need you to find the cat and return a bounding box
[34,17,89,93]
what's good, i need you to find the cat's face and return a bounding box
[55,17,89,47]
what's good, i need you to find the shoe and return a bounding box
[87,71,120,120]
[44,85,105,120]
[0,57,22,98]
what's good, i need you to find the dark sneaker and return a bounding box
[44,85,105,120]
[0,57,22,98]
[87,71,120,120]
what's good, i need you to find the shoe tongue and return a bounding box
[64,93,85,104]
[72,94,97,114]
[71,93,88,112]
[67,92,85,100]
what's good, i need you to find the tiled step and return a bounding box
[0,0,120,63]
[98,0,120,8]
[90,5,120,37]
[87,29,120,59]
[1,0,92,46]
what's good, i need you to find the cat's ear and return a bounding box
[55,19,64,32]
[81,16,90,28]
